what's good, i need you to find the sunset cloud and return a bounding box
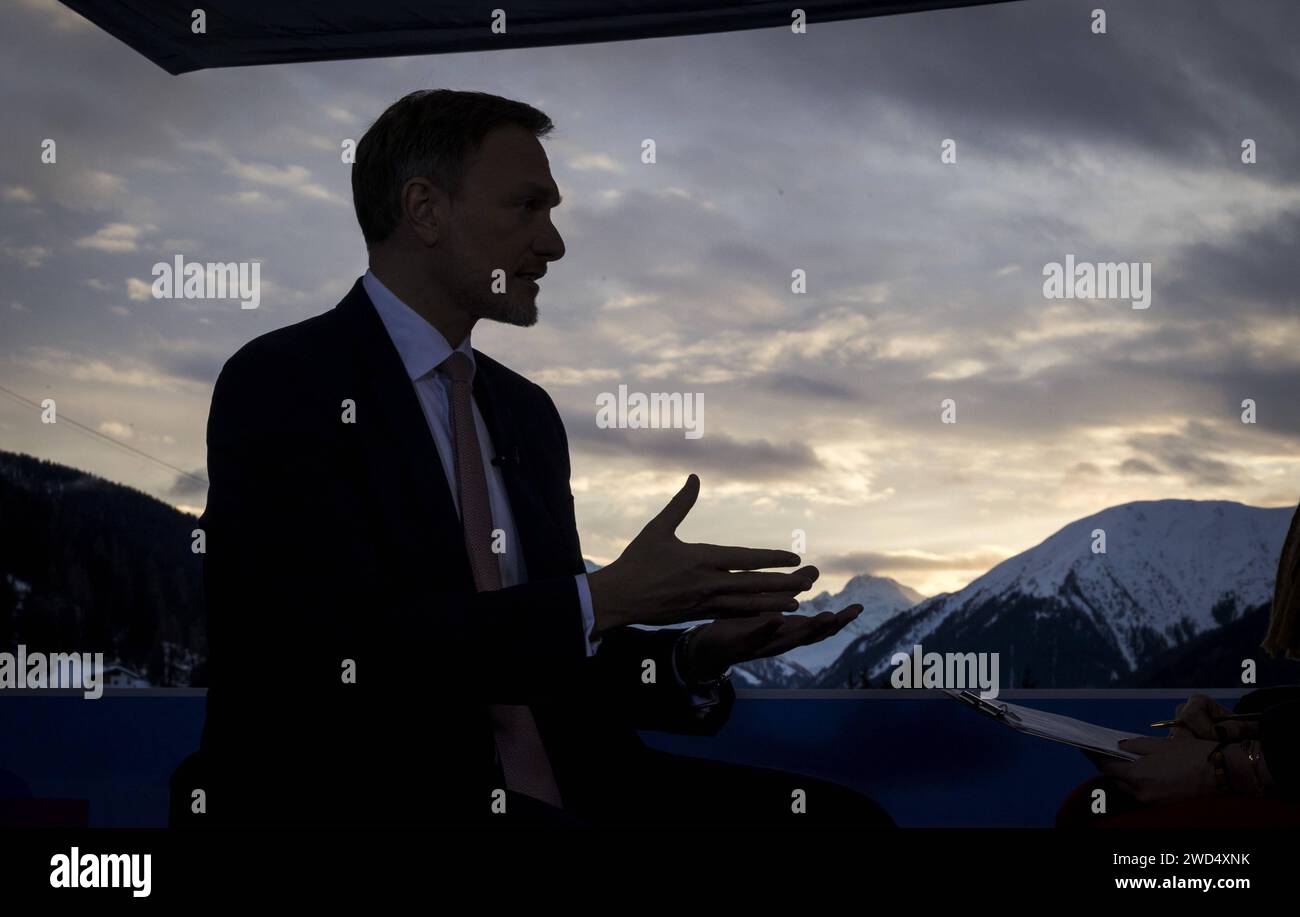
[2,0,1297,598]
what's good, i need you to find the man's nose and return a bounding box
[537,219,565,263]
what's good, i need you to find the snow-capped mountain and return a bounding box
[814,500,1294,689]
[731,655,815,688]
[732,574,924,687]
[775,575,924,673]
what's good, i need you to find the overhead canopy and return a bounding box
[59,0,1018,75]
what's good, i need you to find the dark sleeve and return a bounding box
[538,388,736,735]
[590,626,736,736]
[1258,698,1300,800]
[1234,686,1300,716]
[203,347,590,707]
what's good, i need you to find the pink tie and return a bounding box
[438,351,564,810]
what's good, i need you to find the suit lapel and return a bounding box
[472,354,570,581]
[338,278,569,586]
[339,279,471,584]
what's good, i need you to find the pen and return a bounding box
[1149,712,1263,729]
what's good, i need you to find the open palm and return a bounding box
[684,605,864,681]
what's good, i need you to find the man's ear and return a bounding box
[400,176,442,246]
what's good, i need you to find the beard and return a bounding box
[475,285,539,327]
[445,251,539,328]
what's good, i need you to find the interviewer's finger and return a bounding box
[1214,720,1254,741]
[1118,737,1167,756]
[1176,694,1220,740]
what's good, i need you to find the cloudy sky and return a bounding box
[2,0,1298,597]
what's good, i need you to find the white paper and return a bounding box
[998,701,1142,761]
[945,691,1142,761]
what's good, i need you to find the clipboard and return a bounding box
[945,689,1141,761]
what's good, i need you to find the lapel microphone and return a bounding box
[490,445,522,468]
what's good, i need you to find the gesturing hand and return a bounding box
[681,605,865,682]
[588,474,814,636]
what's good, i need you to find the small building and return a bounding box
[101,664,150,688]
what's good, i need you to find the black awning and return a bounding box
[58,1,1019,75]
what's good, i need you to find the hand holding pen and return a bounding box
[1149,694,1260,740]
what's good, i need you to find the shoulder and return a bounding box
[474,348,558,412]
[473,348,571,458]
[219,309,347,389]
[208,308,352,441]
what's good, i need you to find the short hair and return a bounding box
[1263,500,1300,660]
[351,89,554,249]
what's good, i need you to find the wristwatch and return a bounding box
[673,623,732,690]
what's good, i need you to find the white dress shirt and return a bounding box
[363,271,725,709]
[363,270,601,656]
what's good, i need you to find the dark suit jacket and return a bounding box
[182,277,735,827]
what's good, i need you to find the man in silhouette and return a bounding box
[180,89,892,828]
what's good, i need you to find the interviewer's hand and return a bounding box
[1167,694,1257,742]
[1090,735,1219,805]
[588,474,812,636]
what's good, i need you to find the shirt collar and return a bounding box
[362,269,475,382]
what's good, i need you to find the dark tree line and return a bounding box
[0,450,206,686]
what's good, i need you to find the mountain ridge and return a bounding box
[811,500,1292,690]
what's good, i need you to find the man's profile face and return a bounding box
[437,123,566,328]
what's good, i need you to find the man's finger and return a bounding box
[749,613,833,656]
[711,615,787,663]
[746,629,809,659]
[833,604,863,625]
[702,570,814,596]
[745,615,785,645]
[747,604,861,657]
[697,593,802,616]
[696,544,803,570]
[811,606,860,631]
[827,608,862,636]
[648,474,700,534]
[796,610,851,645]
[733,611,811,655]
